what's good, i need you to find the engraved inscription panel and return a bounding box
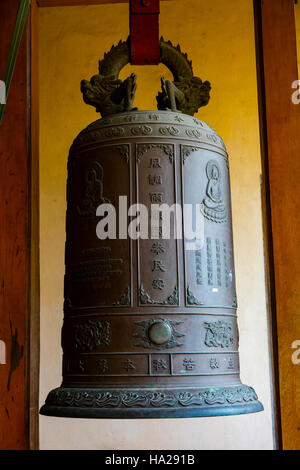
[181,146,236,308]
[65,353,239,377]
[171,353,239,375]
[136,144,179,306]
[67,354,149,376]
[65,145,131,310]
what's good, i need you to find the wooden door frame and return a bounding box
[0,0,299,450]
[254,0,300,450]
[0,0,39,450]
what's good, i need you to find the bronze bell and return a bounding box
[40,38,263,418]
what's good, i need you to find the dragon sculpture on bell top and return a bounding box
[81,37,211,117]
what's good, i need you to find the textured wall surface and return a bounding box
[39,0,274,449]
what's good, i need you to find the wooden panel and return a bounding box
[254,0,300,450]
[0,0,30,450]
[28,0,40,451]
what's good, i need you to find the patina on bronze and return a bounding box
[40,39,263,418]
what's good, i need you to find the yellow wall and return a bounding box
[39,0,274,449]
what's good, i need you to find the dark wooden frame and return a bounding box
[254,0,300,450]
[0,0,299,450]
[0,0,39,450]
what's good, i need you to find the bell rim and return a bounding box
[40,384,263,419]
[40,402,264,419]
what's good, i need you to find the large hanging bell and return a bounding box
[40,38,263,418]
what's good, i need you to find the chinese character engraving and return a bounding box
[209,357,220,369]
[152,279,165,290]
[122,359,136,371]
[152,359,168,371]
[183,358,196,371]
[149,158,162,168]
[223,241,229,288]
[149,113,159,120]
[151,208,163,221]
[151,242,165,255]
[149,192,164,203]
[96,359,109,373]
[152,260,166,272]
[227,357,234,369]
[216,239,222,287]
[206,237,213,286]
[149,175,163,185]
[195,250,203,286]
[152,225,163,239]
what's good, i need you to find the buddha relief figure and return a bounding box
[202,160,227,223]
[77,161,111,217]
